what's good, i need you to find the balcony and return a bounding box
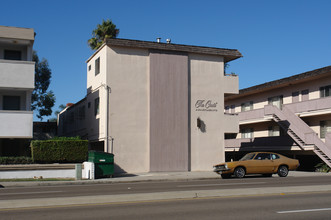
[224,113,239,133]
[238,96,331,124]
[224,136,312,152]
[223,74,239,95]
[0,60,34,89]
[286,96,331,117]
[0,110,33,138]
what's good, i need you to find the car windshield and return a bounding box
[239,153,256,161]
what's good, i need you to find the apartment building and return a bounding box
[0,26,35,156]
[225,66,331,169]
[58,38,242,173]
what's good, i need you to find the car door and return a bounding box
[247,153,274,174]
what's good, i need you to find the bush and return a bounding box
[31,139,88,163]
[0,157,33,165]
[315,162,331,173]
[51,136,81,141]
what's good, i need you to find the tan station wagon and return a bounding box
[213,152,299,178]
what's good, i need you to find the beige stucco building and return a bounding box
[59,38,242,173]
[224,66,331,169]
[0,26,35,156]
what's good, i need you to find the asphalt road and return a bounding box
[1,175,331,200]
[1,191,331,220]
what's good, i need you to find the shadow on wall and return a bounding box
[197,117,206,133]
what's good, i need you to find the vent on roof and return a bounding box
[166,39,171,44]
[156,38,161,43]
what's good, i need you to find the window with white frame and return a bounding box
[268,95,283,109]
[268,126,280,137]
[241,101,253,112]
[94,97,100,116]
[320,120,331,138]
[320,85,331,98]
[95,57,100,76]
[241,128,254,139]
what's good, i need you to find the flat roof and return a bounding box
[87,38,242,63]
[0,25,34,41]
[226,65,331,100]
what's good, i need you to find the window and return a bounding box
[320,120,331,138]
[301,89,309,101]
[241,101,253,112]
[88,102,91,108]
[241,128,253,139]
[320,85,331,98]
[94,97,100,116]
[268,95,283,109]
[225,106,230,113]
[268,126,280,137]
[292,91,299,103]
[271,154,280,160]
[230,105,235,113]
[254,153,271,160]
[3,96,20,110]
[88,65,91,71]
[95,57,100,76]
[4,50,22,60]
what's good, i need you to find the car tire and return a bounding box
[262,174,273,177]
[234,167,245,178]
[221,174,231,179]
[277,165,289,177]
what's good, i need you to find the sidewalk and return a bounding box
[1,171,330,188]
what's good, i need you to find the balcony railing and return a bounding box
[0,59,34,89]
[238,96,331,123]
[225,136,301,150]
[224,113,239,133]
[223,74,239,95]
[0,110,33,138]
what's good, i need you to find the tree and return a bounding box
[31,51,56,121]
[49,104,66,122]
[88,19,119,50]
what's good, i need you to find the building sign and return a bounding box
[195,100,218,112]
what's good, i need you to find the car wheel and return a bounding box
[234,167,245,178]
[221,174,231,179]
[262,174,273,177]
[278,165,289,177]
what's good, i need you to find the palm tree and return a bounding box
[88,19,119,50]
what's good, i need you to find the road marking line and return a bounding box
[177,182,266,187]
[277,208,331,214]
[0,191,63,196]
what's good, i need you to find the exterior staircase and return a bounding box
[264,104,331,168]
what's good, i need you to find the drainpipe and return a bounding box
[105,84,110,153]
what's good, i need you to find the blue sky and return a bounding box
[1,0,331,121]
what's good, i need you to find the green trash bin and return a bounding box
[88,151,114,178]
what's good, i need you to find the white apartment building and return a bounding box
[0,26,35,156]
[59,38,242,173]
[225,66,331,169]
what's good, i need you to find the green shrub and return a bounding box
[51,136,82,141]
[315,162,331,173]
[0,157,33,165]
[31,140,88,163]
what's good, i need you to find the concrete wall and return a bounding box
[190,54,226,170]
[106,46,149,173]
